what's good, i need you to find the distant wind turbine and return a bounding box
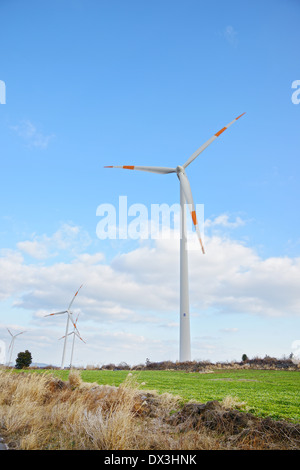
[59,312,85,369]
[105,113,245,361]
[44,285,83,369]
[7,328,26,367]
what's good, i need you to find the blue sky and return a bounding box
[0,0,300,367]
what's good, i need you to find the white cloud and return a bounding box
[11,120,54,149]
[1,223,300,322]
[17,239,50,260]
[17,223,92,260]
[223,25,238,47]
[205,214,245,229]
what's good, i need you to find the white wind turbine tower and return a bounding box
[105,113,245,362]
[45,285,83,369]
[7,329,26,367]
[59,313,85,369]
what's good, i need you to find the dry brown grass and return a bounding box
[0,369,299,450]
[0,370,180,450]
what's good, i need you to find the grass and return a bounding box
[29,368,300,422]
[1,368,300,450]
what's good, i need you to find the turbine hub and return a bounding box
[176,165,184,174]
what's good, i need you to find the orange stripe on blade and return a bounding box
[215,126,227,137]
[104,166,113,168]
[191,210,198,226]
[123,166,135,170]
[236,112,246,120]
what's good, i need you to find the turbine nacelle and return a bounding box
[176,165,185,175]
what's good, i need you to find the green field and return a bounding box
[40,368,300,422]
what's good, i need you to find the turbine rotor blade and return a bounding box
[68,284,83,310]
[7,328,13,337]
[73,321,82,336]
[76,332,86,344]
[178,171,205,254]
[59,332,74,340]
[68,311,85,342]
[183,113,246,169]
[44,310,68,317]
[104,165,176,174]
[71,319,85,342]
[60,330,86,343]
[67,310,80,331]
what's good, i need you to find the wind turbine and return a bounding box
[7,329,26,367]
[45,285,83,369]
[105,113,245,362]
[58,312,86,369]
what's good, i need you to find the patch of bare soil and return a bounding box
[166,400,300,450]
[209,378,258,382]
